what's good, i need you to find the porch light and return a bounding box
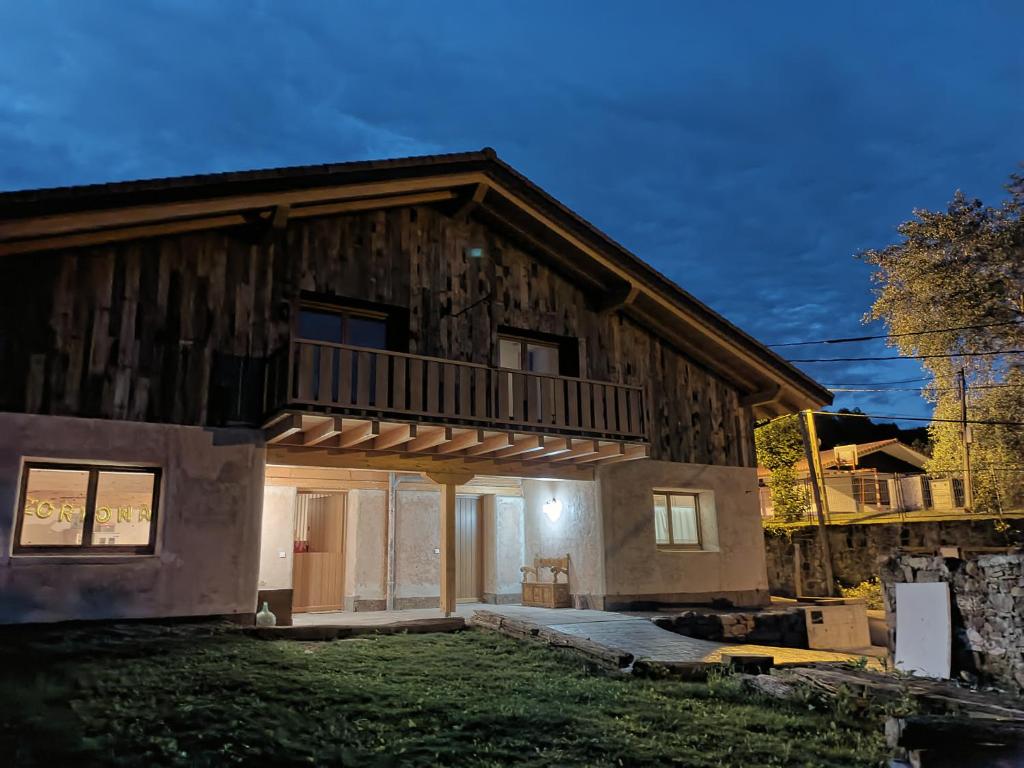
[543,497,562,522]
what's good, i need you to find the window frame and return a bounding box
[652,490,703,551]
[13,462,162,556]
[295,301,390,349]
[497,333,561,373]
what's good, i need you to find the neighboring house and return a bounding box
[0,149,831,625]
[757,439,951,520]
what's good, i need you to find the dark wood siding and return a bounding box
[0,205,753,466]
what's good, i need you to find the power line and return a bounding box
[790,348,1024,363]
[822,377,931,386]
[830,383,1024,393]
[768,319,1024,348]
[812,410,1024,427]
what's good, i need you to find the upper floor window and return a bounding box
[653,491,702,549]
[15,463,161,555]
[497,329,579,377]
[297,304,388,350]
[498,335,560,375]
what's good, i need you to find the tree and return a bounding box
[860,172,1024,512]
[755,415,809,522]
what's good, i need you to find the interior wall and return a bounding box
[521,478,604,603]
[482,494,525,603]
[258,486,296,590]
[344,489,387,611]
[598,459,769,608]
[0,412,265,624]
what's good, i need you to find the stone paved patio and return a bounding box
[293,603,880,667]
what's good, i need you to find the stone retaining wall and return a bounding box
[765,518,1024,596]
[879,552,1024,692]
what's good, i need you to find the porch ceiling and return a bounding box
[264,412,648,480]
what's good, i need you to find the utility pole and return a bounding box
[799,409,835,596]
[959,368,974,511]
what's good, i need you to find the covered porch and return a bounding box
[257,461,609,621]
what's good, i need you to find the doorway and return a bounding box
[292,492,346,612]
[456,495,482,602]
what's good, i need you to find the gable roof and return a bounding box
[758,438,930,477]
[0,148,832,415]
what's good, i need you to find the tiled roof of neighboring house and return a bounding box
[758,438,930,478]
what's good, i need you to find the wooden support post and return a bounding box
[426,471,474,617]
[439,481,457,617]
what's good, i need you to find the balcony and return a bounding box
[263,338,649,468]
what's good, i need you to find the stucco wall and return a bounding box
[482,494,525,602]
[344,489,386,610]
[0,413,265,624]
[394,489,441,605]
[258,486,296,590]
[598,459,769,608]
[522,479,604,603]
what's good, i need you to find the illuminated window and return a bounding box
[653,491,702,549]
[14,464,160,555]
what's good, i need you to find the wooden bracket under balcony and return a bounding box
[263,413,649,478]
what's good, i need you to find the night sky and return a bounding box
[2,2,1022,423]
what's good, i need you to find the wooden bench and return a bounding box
[520,554,572,608]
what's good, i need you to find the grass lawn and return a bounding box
[0,622,886,767]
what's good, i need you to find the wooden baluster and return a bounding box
[338,348,353,406]
[475,368,487,418]
[427,361,440,413]
[512,372,526,422]
[593,385,606,431]
[316,346,333,403]
[581,382,593,429]
[443,363,456,416]
[616,387,629,435]
[409,358,423,412]
[554,378,566,427]
[497,369,509,419]
[374,352,388,408]
[298,343,315,401]
[393,356,407,411]
[540,376,554,425]
[566,380,579,428]
[356,351,372,407]
[459,366,471,417]
[628,389,641,435]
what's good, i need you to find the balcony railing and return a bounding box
[265,339,648,441]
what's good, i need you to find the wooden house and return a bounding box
[0,149,831,624]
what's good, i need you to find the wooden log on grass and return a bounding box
[886,715,1024,751]
[536,626,634,669]
[471,611,632,669]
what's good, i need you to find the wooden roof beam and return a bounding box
[334,421,380,448]
[491,434,543,459]
[372,423,417,450]
[265,414,303,444]
[463,433,513,456]
[406,426,451,452]
[301,416,343,446]
[433,429,485,455]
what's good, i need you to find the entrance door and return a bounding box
[455,495,482,602]
[292,493,346,612]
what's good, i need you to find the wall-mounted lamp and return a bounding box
[543,497,563,523]
[464,245,486,259]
